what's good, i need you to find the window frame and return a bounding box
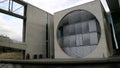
[0,0,27,42]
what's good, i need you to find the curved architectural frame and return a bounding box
[57,10,101,57]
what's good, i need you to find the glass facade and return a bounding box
[0,0,24,16]
[0,0,26,42]
[57,10,101,57]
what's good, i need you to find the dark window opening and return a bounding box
[111,10,120,55]
[33,54,37,59]
[39,54,43,59]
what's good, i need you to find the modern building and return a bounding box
[0,0,120,60]
[54,0,113,58]
[25,3,54,59]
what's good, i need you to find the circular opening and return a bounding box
[57,10,101,58]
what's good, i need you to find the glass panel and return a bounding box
[0,0,24,16]
[0,13,23,42]
[82,21,89,33]
[0,0,9,11]
[71,47,77,56]
[69,24,75,35]
[69,35,76,47]
[63,47,71,55]
[76,34,83,46]
[90,33,98,45]
[76,47,83,57]
[63,36,70,47]
[75,22,82,34]
[83,33,90,45]
[88,19,97,32]
[12,2,24,16]
[57,10,100,57]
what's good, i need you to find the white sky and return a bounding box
[23,0,95,14]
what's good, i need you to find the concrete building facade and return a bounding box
[54,0,113,58]
[1,0,120,60]
[25,4,54,59]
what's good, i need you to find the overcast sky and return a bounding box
[23,0,109,14]
[23,0,95,14]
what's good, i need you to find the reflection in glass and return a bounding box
[57,10,101,57]
[12,2,24,16]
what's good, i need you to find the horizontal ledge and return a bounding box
[0,58,120,64]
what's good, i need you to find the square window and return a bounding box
[63,36,70,47]
[82,22,89,33]
[69,35,76,47]
[75,23,82,34]
[88,20,97,32]
[76,34,83,46]
[90,32,98,45]
[83,33,90,45]
[69,24,75,35]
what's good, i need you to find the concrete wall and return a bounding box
[25,4,53,59]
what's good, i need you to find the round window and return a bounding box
[57,10,101,58]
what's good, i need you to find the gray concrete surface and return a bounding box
[25,4,53,59]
